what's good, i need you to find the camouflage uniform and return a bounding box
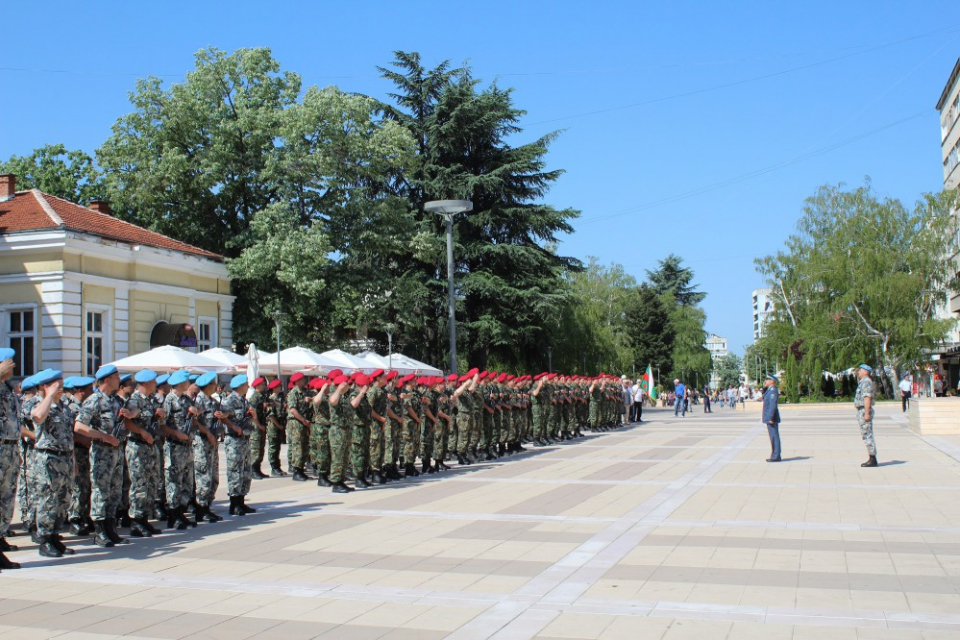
[286,386,309,472]
[854,377,877,456]
[403,389,422,463]
[125,390,161,521]
[18,394,39,528]
[193,390,221,508]
[310,397,331,478]
[221,390,252,497]
[352,387,372,477]
[420,388,437,465]
[367,385,386,474]
[77,390,125,521]
[455,389,473,457]
[328,393,353,484]
[384,389,402,469]
[162,391,195,510]
[0,381,21,539]
[248,389,266,470]
[267,390,285,471]
[31,398,74,537]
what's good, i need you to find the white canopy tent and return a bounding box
[108,345,228,373]
[320,349,376,373]
[199,348,248,371]
[252,347,341,375]
[389,353,443,376]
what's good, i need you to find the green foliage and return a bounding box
[646,253,706,307]
[714,353,743,389]
[756,181,959,398]
[624,284,675,373]
[0,144,103,203]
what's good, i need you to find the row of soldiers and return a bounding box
[264,368,627,492]
[0,346,627,568]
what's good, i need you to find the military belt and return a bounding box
[36,448,70,455]
[0,438,18,443]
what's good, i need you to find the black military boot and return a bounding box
[129,519,152,537]
[317,474,333,487]
[176,507,198,529]
[227,496,243,516]
[251,465,268,480]
[166,506,178,529]
[515,441,527,453]
[29,523,40,544]
[861,456,878,467]
[271,466,287,477]
[0,537,18,552]
[390,464,404,479]
[292,468,308,482]
[355,474,372,488]
[68,519,92,536]
[332,482,350,494]
[403,462,420,477]
[436,460,450,471]
[204,505,224,523]
[0,549,21,568]
[105,518,128,544]
[154,501,168,521]
[93,521,114,548]
[239,496,257,514]
[117,508,133,528]
[38,535,62,558]
[498,443,507,457]
[484,447,496,461]
[421,462,431,475]
[371,471,384,484]
[51,533,75,555]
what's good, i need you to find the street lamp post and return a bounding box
[547,346,553,373]
[273,310,286,387]
[385,323,396,371]
[424,199,473,375]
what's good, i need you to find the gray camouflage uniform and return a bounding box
[221,391,252,497]
[126,390,161,521]
[0,381,22,538]
[162,391,195,510]
[76,390,124,521]
[31,397,75,537]
[193,390,221,507]
[854,377,877,456]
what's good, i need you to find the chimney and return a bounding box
[88,200,111,216]
[0,174,15,201]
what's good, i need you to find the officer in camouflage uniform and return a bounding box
[453,373,477,465]
[477,374,496,461]
[218,374,257,516]
[327,374,356,493]
[247,376,269,479]
[18,375,39,541]
[161,370,197,530]
[29,369,77,558]
[854,364,879,467]
[400,375,423,475]
[420,377,441,474]
[286,372,311,481]
[72,365,127,547]
[193,372,224,523]
[350,374,373,487]
[123,370,164,537]
[0,348,22,569]
[266,379,286,476]
[366,370,389,483]
[384,373,404,480]
[62,377,94,536]
[309,377,333,487]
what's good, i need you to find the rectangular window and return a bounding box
[7,309,36,377]
[197,316,217,351]
[86,310,105,375]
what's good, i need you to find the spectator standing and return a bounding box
[632,380,645,422]
[762,374,781,462]
[898,375,912,412]
[673,379,686,417]
[702,386,712,413]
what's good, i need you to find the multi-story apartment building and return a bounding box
[705,333,728,389]
[752,288,773,341]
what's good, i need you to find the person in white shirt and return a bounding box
[632,380,645,422]
[898,375,912,412]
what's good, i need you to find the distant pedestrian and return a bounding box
[673,379,686,417]
[702,386,712,413]
[898,375,912,412]
[762,375,781,462]
[854,364,878,467]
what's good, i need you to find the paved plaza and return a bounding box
[3,402,960,639]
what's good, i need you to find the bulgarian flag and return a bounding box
[641,364,657,400]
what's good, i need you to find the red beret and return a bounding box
[327,369,343,380]
[331,375,349,385]
[385,371,399,381]
[395,379,404,389]
[290,372,305,383]
[497,373,508,383]
[458,374,470,383]
[547,373,557,380]
[417,376,429,386]
[354,374,370,386]
[370,369,384,380]
[402,373,416,384]
[468,367,479,376]
[287,382,295,389]
[447,373,458,381]
[268,379,281,390]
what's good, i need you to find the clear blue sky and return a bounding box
[3,1,957,356]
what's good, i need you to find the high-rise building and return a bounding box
[935,58,960,377]
[752,288,774,341]
[705,333,728,389]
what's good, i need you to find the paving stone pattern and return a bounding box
[3,403,960,638]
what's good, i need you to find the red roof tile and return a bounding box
[0,190,221,259]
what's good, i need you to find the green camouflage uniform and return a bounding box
[310,396,331,477]
[328,391,354,484]
[367,385,386,473]
[286,386,309,472]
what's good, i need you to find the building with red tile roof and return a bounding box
[0,174,234,378]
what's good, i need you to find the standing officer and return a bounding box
[266,379,286,476]
[366,371,388,484]
[327,374,357,493]
[762,374,781,462]
[161,370,197,530]
[0,347,22,567]
[124,370,164,537]
[247,377,269,479]
[73,365,126,547]
[66,376,96,536]
[286,372,310,481]
[854,364,878,467]
[193,372,223,523]
[218,374,256,516]
[30,369,76,558]
[309,378,333,487]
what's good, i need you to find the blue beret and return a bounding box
[857,364,873,373]
[62,376,77,390]
[95,364,118,381]
[156,374,169,385]
[73,376,96,388]
[188,374,199,382]
[34,369,63,386]
[119,374,133,384]
[134,370,158,384]
[168,370,190,386]
[196,372,218,388]
[20,375,38,391]
[230,374,248,389]
[0,347,15,361]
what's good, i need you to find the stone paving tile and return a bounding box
[4,404,960,638]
